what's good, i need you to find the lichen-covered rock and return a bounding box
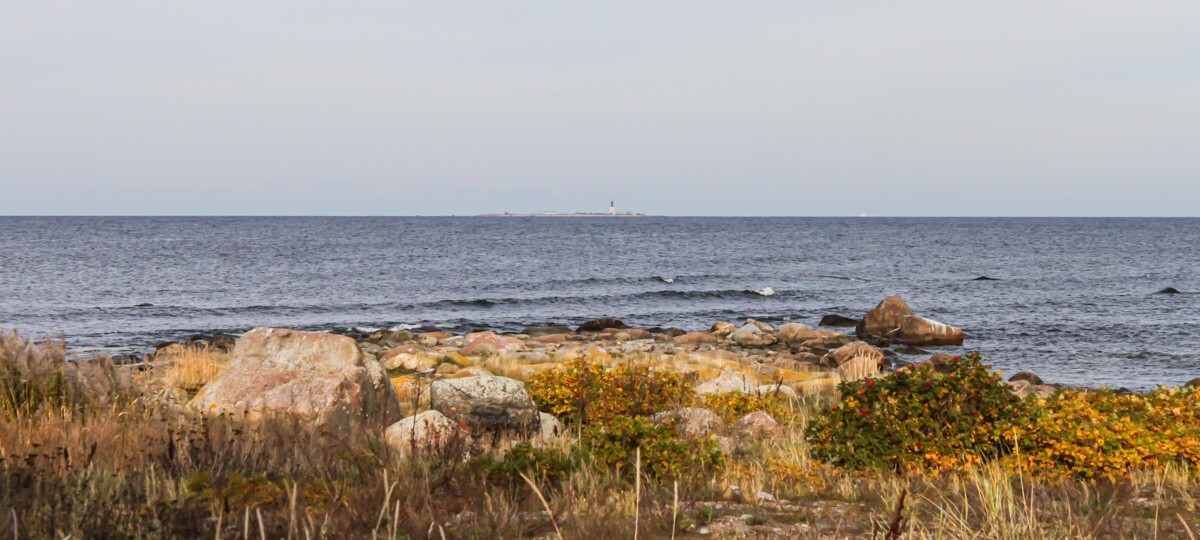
[384,410,464,458]
[430,375,540,434]
[189,328,402,436]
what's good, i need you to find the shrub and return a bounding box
[475,441,587,487]
[1011,387,1200,479]
[527,359,692,425]
[806,353,1027,473]
[582,416,725,480]
[700,391,795,425]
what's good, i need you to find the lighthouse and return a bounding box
[608,200,617,215]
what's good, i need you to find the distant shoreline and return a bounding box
[478,212,647,217]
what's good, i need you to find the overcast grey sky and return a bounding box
[2,2,1198,216]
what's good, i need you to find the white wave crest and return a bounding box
[755,287,775,297]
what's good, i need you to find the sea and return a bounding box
[1,216,1196,390]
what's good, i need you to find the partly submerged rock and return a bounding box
[1009,371,1044,385]
[1157,287,1183,294]
[896,314,964,346]
[577,318,628,333]
[856,296,916,340]
[188,328,402,436]
[818,314,861,328]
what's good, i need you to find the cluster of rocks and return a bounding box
[149,294,1100,463]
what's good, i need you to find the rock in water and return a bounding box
[973,276,1001,281]
[429,375,540,435]
[1009,371,1044,385]
[857,296,963,346]
[1157,287,1182,294]
[818,314,860,327]
[384,410,464,459]
[189,328,402,436]
[896,314,964,346]
[856,296,916,339]
[577,318,628,333]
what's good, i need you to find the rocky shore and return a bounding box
[137,294,1107,457]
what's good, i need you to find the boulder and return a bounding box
[710,321,737,339]
[756,384,797,398]
[522,325,574,337]
[189,328,402,436]
[1009,371,1044,385]
[857,296,964,346]
[855,296,915,340]
[820,341,885,369]
[676,331,719,346]
[734,411,781,437]
[651,407,724,438]
[1157,287,1182,294]
[1186,378,1200,388]
[777,323,823,344]
[384,410,464,458]
[694,368,755,395]
[896,315,963,346]
[460,332,526,356]
[430,375,540,434]
[818,314,861,328]
[744,319,775,333]
[538,412,565,439]
[577,318,627,333]
[730,324,777,348]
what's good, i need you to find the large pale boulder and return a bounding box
[384,410,464,458]
[189,328,402,436]
[896,315,964,346]
[430,375,540,434]
[730,323,777,348]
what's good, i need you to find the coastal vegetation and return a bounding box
[2,306,1199,538]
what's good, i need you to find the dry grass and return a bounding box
[1,330,1198,538]
[142,343,231,393]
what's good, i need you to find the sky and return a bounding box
[1,2,1198,216]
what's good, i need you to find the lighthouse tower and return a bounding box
[608,200,617,215]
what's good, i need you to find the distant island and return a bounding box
[480,200,645,217]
